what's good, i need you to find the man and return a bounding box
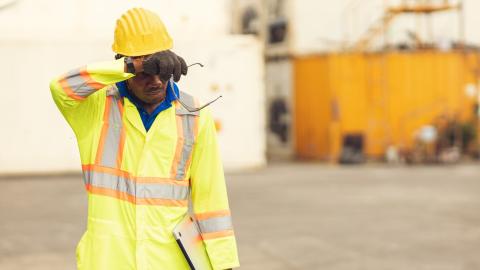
[50,7,239,270]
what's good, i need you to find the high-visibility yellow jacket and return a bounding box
[50,58,240,270]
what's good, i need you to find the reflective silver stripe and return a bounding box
[100,96,123,168]
[175,92,198,180]
[176,91,200,116]
[83,170,189,200]
[82,170,91,186]
[197,216,233,234]
[63,68,97,97]
[106,85,121,98]
[175,115,195,180]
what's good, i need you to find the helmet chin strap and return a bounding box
[169,63,222,112]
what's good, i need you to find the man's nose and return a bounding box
[149,75,164,86]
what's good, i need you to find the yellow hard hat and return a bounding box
[112,7,173,57]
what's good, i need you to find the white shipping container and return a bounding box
[265,59,294,160]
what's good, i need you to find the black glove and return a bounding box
[142,50,188,82]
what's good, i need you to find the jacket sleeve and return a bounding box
[49,58,133,136]
[189,108,240,270]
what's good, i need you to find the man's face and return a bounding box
[127,71,168,105]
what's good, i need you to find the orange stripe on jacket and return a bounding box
[86,185,188,207]
[116,99,126,169]
[195,210,231,221]
[86,184,136,204]
[79,69,106,90]
[182,113,199,179]
[82,164,130,179]
[82,164,190,186]
[136,198,188,207]
[201,230,234,240]
[95,97,112,165]
[170,113,185,179]
[58,77,84,100]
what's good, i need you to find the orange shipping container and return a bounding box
[293,50,480,160]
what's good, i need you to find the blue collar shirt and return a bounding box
[116,80,180,131]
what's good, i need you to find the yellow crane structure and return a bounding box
[354,0,463,51]
[293,0,480,163]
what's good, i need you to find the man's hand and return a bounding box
[142,50,188,82]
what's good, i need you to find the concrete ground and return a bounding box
[1,163,480,270]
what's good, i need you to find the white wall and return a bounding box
[0,38,110,174]
[0,36,265,174]
[0,0,231,40]
[0,0,265,174]
[176,36,266,171]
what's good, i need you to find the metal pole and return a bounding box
[458,0,465,49]
[383,0,390,50]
